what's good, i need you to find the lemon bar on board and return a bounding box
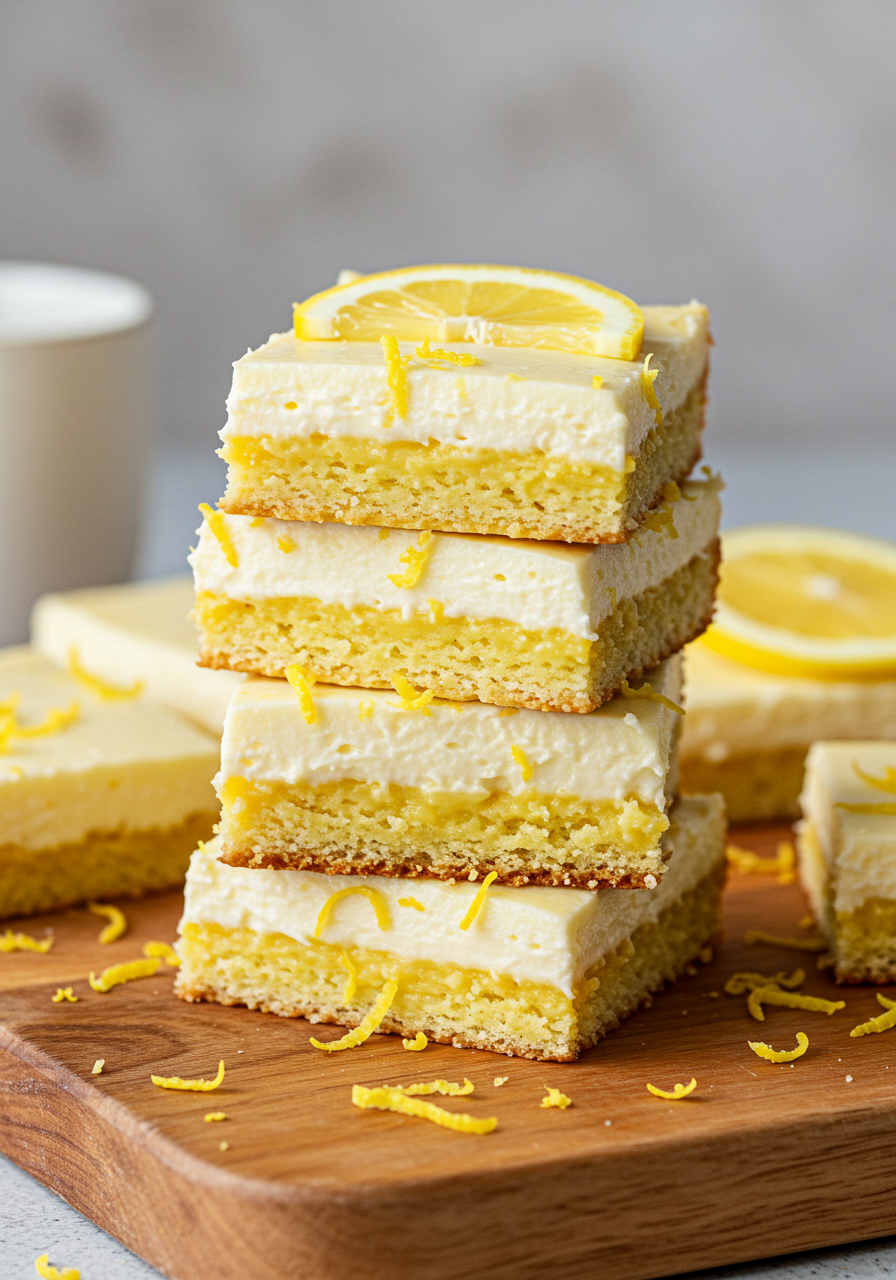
[0,646,219,918]
[177,794,726,1062]
[798,741,896,983]
[192,474,720,713]
[216,656,683,889]
[218,268,710,544]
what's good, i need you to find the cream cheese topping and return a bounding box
[220,304,709,469]
[218,655,682,806]
[181,796,722,997]
[191,477,720,639]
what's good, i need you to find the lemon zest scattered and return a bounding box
[387,531,432,589]
[378,527,390,540]
[415,336,481,366]
[494,1076,508,1087]
[250,516,266,527]
[152,1059,225,1091]
[748,1032,809,1062]
[592,374,603,389]
[402,1033,428,1051]
[284,401,297,410]
[850,993,896,1037]
[358,700,375,721]
[285,664,317,724]
[647,1078,696,1100]
[511,744,533,781]
[427,597,445,622]
[67,648,143,700]
[143,941,180,967]
[641,352,663,427]
[88,957,159,992]
[352,1084,496,1134]
[747,985,844,1022]
[198,503,238,568]
[726,841,796,885]
[398,896,425,911]
[338,948,357,1004]
[52,988,77,1003]
[853,762,896,795]
[88,902,127,945]
[315,885,391,939]
[744,930,827,952]
[204,1112,227,1122]
[837,801,896,815]
[618,679,685,715]
[380,335,410,418]
[459,872,498,932]
[0,930,53,953]
[277,535,296,554]
[388,670,435,714]
[311,978,398,1051]
[498,707,518,717]
[14,702,80,740]
[34,1253,80,1280]
[506,373,527,381]
[540,1087,572,1109]
[395,1078,473,1096]
[91,1059,104,1075]
[724,969,805,996]
[456,376,467,401]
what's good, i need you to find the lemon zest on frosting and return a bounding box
[338,948,357,1003]
[0,930,53,953]
[506,373,527,381]
[402,1032,428,1051]
[199,503,238,568]
[143,941,180,967]
[285,664,317,724]
[88,902,127,945]
[427,597,445,622]
[747,986,844,1022]
[647,1078,696,1100]
[837,800,896,815]
[204,1111,227,1121]
[355,700,374,723]
[744,930,827,952]
[498,707,518,717]
[380,334,410,418]
[852,762,896,795]
[415,336,481,366]
[277,535,296,554]
[311,978,398,1051]
[250,516,266,527]
[459,871,498,932]
[724,969,805,996]
[67,648,143,700]
[850,993,896,1037]
[592,374,603,389]
[152,1060,225,1091]
[88,957,159,992]
[398,897,425,911]
[395,1078,473,1096]
[456,376,467,401]
[618,679,685,715]
[511,744,533,781]
[314,885,390,939]
[284,401,297,410]
[641,352,663,427]
[13,702,80,740]
[748,1032,809,1062]
[34,1253,80,1280]
[378,527,390,540]
[387,531,432,589]
[726,841,796,885]
[352,1084,496,1134]
[91,1059,104,1075]
[52,987,77,1003]
[388,671,435,713]
[540,1086,572,1109]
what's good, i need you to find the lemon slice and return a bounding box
[293,264,643,360]
[702,525,896,679]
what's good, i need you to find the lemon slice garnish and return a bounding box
[293,264,643,360]
[702,525,896,679]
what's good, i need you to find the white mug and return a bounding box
[0,262,153,644]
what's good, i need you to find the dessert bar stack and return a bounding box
[176,267,727,1061]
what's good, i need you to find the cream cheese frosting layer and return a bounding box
[32,578,243,735]
[182,796,722,998]
[218,656,682,807]
[220,304,709,470]
[191,476,720,639]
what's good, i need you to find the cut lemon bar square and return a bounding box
[192,474,720,712]
[216,656,683,889]
[798,741,896,983]
[218,304,710,544]
[176,795,726,1062]
[0,646,219,918]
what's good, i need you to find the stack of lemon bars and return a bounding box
[175,265,728,1061]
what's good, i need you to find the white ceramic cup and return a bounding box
[0,262,153,644]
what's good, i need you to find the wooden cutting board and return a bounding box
[2,824,896,1280]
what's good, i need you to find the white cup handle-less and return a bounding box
[0,263,153,644]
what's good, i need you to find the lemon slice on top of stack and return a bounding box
[293,264,644,360]
[702,525,896,679]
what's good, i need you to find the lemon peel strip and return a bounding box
[52,987,77,1003]
[540,1086,572,1109]
[853,762,896,795]
[277,535,296,554]
[14,702,80,740]
[199,503,238,568]
[285,664,317,725]
[352,1084,496,1134]
[34,1253,80,1280]
[744,930,827,952]
[641,352,663,427]
[311,978,398,1051]
[0,930,53,953]
[88,957,159,992]
[387,532,432,589]
[204,1111,227,1121]
[395,1078,474,1096]
[850,994,896,1037]
[748,1032,809,1062]
[314,885,391,939]
[402,1032,428,1051]
[459,872,498,932]
[511,744,533,781]
[724,969,805,996]
[357,699,375,721]
[143,941,180,967]
[91,1059,104,1075]
[647,1078,696,1100]
[338,948,357,1004]
[415,336,481,366]
[152,1059,225,1091]
[388,671,435,712]
[398,896,425,911]
[747,986,844,1022]
[380,335,410,418]
[618,679,685,715]
[726,842,796,884]
[88,902,127,945]
[67,648,143,700]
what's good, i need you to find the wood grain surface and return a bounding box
[2,824,896,1280]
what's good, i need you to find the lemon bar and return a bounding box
[680,643,896,823]
[32,577,243,735]
[218,304,710,544]
[216,655,683,889]
[192,474,720,713]
[177,794,726,1062]
[0,646,219,918]
[798,741,896,983]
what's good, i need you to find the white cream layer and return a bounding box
[220,304,709,470]
[218,655,682,807]
[182,795,723,997]
[799,740,896,915]
[32,578,243,735]
[0,646,219,848]
[191,476,720,639]
[681,642,896,761]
